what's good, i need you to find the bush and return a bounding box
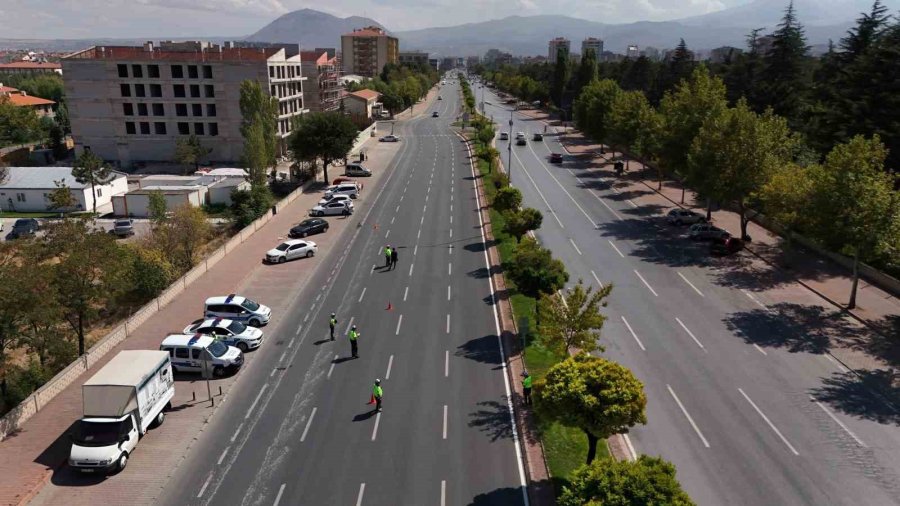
[231,185,274,228]
[494,172,510,189]
[125,245,175,300]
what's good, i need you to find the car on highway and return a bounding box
[344,164,372,177]
[160,334,243,376]
[516,137,527,146]
[515,132,526,140]
[533,133,543,141]
[318,194,355,208]
[8,218,39,239]
[688,223,730,241]
[710,236,744,256]
[438,95,443,100]
[667,208,706,226]
[379,135,400,143]
[183,317,264,352]
[549,153,564,163]
[204,294,271,327]
[499,132,509,140]
[264,239,318,264]
[323,183,359,200]
[113,219,134,237]
[289,218,329,238]
[311,201,353,217]
[432,111,440,117]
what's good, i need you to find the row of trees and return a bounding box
[346,62,439,115]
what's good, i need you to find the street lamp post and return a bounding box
[507,111,514,185]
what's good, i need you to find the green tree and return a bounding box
[505,237,569,320]
[148,189,168,226]
[659,39,694,95]
[493,186,522,212]
[620,55,656,96]
[19,254,71,370]
[805,135,898,308]
[154,204,212,271]
[576,48,598,93]
[174,134,211,174]
[47,179,77,212]
[503,207,543,243]
[537,280,612,357]
[71,150,111,214]
[0,96,44,145]
[125,245,175,300]
[573,79,622,144]
[688,100,796,239]
[608,90,664,186]
[724,29,766,108]
[289,112,359,183]
[551,47,571,107]
[839,0,890,59]
[759,1,810,128]
[477,145,500,174]
[230,184,274,228]
[559,456,695,506]
[537,353,647,464]
[48,122,67,160]
[0,245,27,397]
[239,80,278,186]
[758,162,815,260]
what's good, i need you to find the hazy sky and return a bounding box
[0,0,751,39]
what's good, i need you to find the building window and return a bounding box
[117,64,128,78]
[96,188,103,197]
[204,85,214,98]
[189,85,200,98]
[269,66,275,78]
[177,122,189,135]
[188,65,198,79]
[154,122,167,135]
[134,83,146,97]
[206,104,216,117]
[202,65,212,79]
[191,103,202,117]
[148,64,160,78]
[173,84,185,98]
[176,103,188,117]
[152,103,164,116]
[194,122,205,135]
[270,84,277,97]
[140,122,150,134]
[208,123,218,136]
[125,121,136,134]
[123,103,134,116]
[150,84,162,97]
[137,103,148,116]
[120,83,131,97]
[132,64,143,78]
[171,65,183,78]
[16,193,26,202]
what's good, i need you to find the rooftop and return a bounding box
[3,93,55,107]
[0,166,126,190]
[349,89,381,101]
[63,46,281,63]
[0,62,61,69]
[343,26,390,38]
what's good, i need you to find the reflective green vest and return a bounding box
[329,317,336,328]
[349,330,359,341]
[523,375,533,389]
[373,385,383,398]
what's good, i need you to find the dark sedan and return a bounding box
[9,218,39,239]
[289,218,329,238]
[549,153,564,163]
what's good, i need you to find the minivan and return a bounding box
[160,334,243,377]
[344,164,372,177]
[204,294,271,326]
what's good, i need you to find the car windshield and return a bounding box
[241,299,260,311]
[298,220,313,227]
[207,340,229,357]
[72,420,122,447]
[227,321,247,334]
[275,243,290,251]
[115,220,131,227]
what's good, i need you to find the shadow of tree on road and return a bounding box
[456,335,502,365]
[810,369,900,426]
[467,486,528,505]
[467,400,513,442]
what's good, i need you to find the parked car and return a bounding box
[204,294,271,326]
[379,135,400,143]
[432,111,440,117]
[318,194,355,208]
[311,201,353,217]
[160,334,243,376]
[323,183,359,200]
[331,177,363,190]
[113,219,134,237]
[9,218,39,239]
[667,208,706,226]
[710,236,744,256]
[345,164,372,177]
[264,239,317,264]
[499,132,509,140]
[183,317,264,352]
[289,218,329,238]
[688,223,731,241]
[549,153,564,164]
[533,133,543,141]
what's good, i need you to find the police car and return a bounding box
[204,294,272,327]
[160,334,243,376]
[183,317,264,352]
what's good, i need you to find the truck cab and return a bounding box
[69,414,140,473]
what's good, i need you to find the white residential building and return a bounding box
[0,166,128,212]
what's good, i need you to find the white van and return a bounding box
[323,183,360,200]
[160,334,243,377]
[204,294,271,327]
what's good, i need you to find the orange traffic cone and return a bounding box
[372,223,379,230]
[367,394,375,405]
[386,302,393,311]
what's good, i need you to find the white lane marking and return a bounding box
[739,388,800,455]
[371,413,382,441]
[634,270,659,297]
[273,483,286,506]
[448,262,452,276]
[303,313,310,323]
[370,264,376,275]
[623,434,638,461]
[385,355,394,380]
[667,384,710,448]
[525,142,597,227]
[300,407,317,442]
[269,368,277,378]
[231,423,243,443]
[395,205,400,213]
[245,383,269,419]
[446,314,451,334]
[824,354,849,373]
[445,350,449,377]
[627,199,638,208]
[217,446,230,465]
[742,289,769,310]
[443,405,448,439]
[608,240,625,258]
[573,174,624,220]
[358,287,367,303]
[414,244,418,255]
[677,272,704,297]
[409,263,415,276]
[424,204,427,213]
[417,229,421,239]
[510,148,564,229]
[450,229,453,238]
[421,215,425,225]
[344,317,355,334]
[278,350,287,364]
[295,323,303,335]
[385,229,390,239]
[810,396,867,447]
[450,215,453,224]
[753,344,768,356]
[356,483,366,506]
[441,480,446,506]
[288,337,295,348]
[404,286,409,301]
[590,270,604,289]
[448,285,451,300]
[391,216,395,224]
[675,318,705,350]
[197,473,213,498]
[569,238,583,255]
[450,204,453,212]
[611,186,621,194]
[328,355,337,379]
[621,316,646,351]
[396,314,403,335]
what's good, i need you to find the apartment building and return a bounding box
[340,26,399,77]
[61,42,307,168]
[399,51,429,67]
[548,37,570,63]
[581,38,604,58]
[300,51,342,112]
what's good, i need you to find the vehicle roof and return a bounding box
[161,333,215,347]
[85,350,169,387]
[192,317,235,328]
[205,294,246,305]
[280,239,309,246]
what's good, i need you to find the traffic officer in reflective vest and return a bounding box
[522,370,533,405]
[329,312,337,341]
[372,379,383,412]
[349,325,360,358]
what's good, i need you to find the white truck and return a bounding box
[69,350,174,474]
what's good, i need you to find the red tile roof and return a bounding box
[349,89,381,101]
[299,51,327,63]
[0,85,17,93]
[2,93,55,107]
[64,46,280,62]
[0,62,61,69]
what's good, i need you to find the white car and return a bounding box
[667,208,706,226]
[183,317,264,352]
[265,239,317,263]
[499,132,509,140]
[688,223,730,241]
[204,294,271,326]
[318,194,355,207]
[311,201,353,217]
[515,132,526,140]
[323,183,359,200]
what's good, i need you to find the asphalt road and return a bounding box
[158,81,527,506]
[478,83,900,505]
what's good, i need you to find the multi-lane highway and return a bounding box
[480,84,900,505]
[158,80,527,506]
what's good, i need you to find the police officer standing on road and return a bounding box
[372,379,383,412]
[522,370,533,405]
[383,245,392,268]
[329,312,338,341]
[390,246,398,270]
[349,325,360,358]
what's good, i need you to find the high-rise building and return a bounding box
[62,42,307,168]
[441,57,456,70]
[626,45,640,59]
[640,46,661,61]
[548,37,571,63]
[581,38,603,59]
[466,55,480,68]
[300,51,342,112]
[340,26,399,77]
[399,51,429,66]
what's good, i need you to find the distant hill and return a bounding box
[245,9,386,48]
